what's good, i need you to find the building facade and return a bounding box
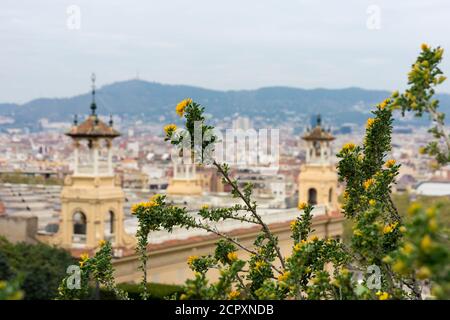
[298,115,339,211]
[39,75,135,254]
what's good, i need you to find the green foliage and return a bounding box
[0,236,75,300]
[132,194,193,299]
[0,173,62,185]
[99,282,184,300]
[383,204,449,299]
[393,44,450,164]
[335,44,450,299]
[393,193,450,229]
[57,241,128,300]
[0,278,23,300]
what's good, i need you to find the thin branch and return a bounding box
[213,160,286,270]
[191,220,283,275]
[428,105,450,152]
[236,272,255,299]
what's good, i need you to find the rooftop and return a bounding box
[302,114,335,141]
[66,115,120,139]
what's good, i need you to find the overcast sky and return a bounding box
[1,0,450,103]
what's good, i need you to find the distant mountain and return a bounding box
[1,80,450,127]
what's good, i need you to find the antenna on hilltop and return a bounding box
[90,73,97,116]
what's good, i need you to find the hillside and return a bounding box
[1,80,450,127]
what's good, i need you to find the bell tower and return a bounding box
[166,161,202,197]
[298,115,339,212]
[51,74,134,253]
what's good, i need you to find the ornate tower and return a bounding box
[166,161,202,196]
[51,74,134,253]
[298,115,339,211]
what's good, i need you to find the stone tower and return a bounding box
[166,161,202,196]
[298,115,339,212]
[50,74,134,253]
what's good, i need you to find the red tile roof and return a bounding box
[302,126,335,141]
[66,115,120,138]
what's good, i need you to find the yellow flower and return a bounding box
[343,191,349,200]
[407,203,422,216]
[131,203,144,214]
[428,218,438,232]
[363,178,375,190]
[401,242,415,255]
[366,118,376,128]
[331,279,340,288]
[290,220,297,231]
[376,291,390,300]
[383,225,393,234]
[420,234,433,253]
[180,294,188,300]
[131,203,139,214]
[308,235,318,242]
[426,207,436,218]
[382,256,393,264]
[385,159,396,168]
[163,124,177,136]
[228,290,240,299]
[421,43,429,51]
[298,202,308,210]
[417,266,432,280]
[369,199,376,206]
[392,260,407,274]
[379,98,389,110]
[340,268,349,276]
[277,271,290,282]
[187,255,199,266]
[255,260,266,271]
[227,251,238,262]
[9,291,24,300]
[419,146,427,155]
[399,226,407,233]
[311,276,320,285]
[293,242,304,252]
[383,222,398,234]
[98,240,106,247]
[79,253,89,267]
[201,204,209,210]
[175,98,192,117]
[342,143,355,152]
[353,229,363,237]
[150,194,162,202]
[141,200,158,209]
[80,253,89,261]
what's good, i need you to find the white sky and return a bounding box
[1,0,450,103]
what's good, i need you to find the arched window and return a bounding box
[105,210,115,235]
[308,188,317,205]
[73,211,87,235]
[328,188,333,203]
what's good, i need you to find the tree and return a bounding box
[0,236,76,300]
